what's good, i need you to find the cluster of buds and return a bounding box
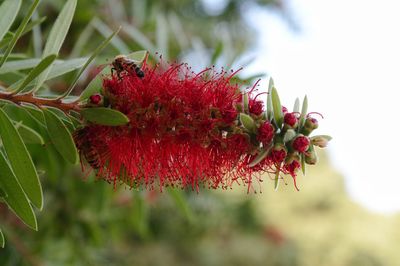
[237,81,331,190]
[74,58,331,192]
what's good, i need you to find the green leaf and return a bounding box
[211,41,223,64]
[22,16,46,37]
[81,107,129,126]
[274,168,280,190]
[0,0,21,41]
[79,66,108,101]
[43,108,78,164]
[92,18,129,53]
[0,0,40,69]
[283,129,297,143]
[266,78,274,120]
[15,122,45,145]
[156,13,168,59]
[271,87,283,127]
[0,109,43,209]
[301,154,306,175]
[239,113,256,133]
[70,21,94,57]
[0,151,37,230]
[0,58,41,74]
[0,32,13,49]
[58,27,120,99]
[122,23,156,52]
[167,188,194,222]
[0,228,4,248]
[293,97,300,113]
[243,93,249,113]
[126,50,148,63]
[249,146,271,168]
[13,54,57,94]
[22,105,45,126]
[47,58,87,81]
[299,95,308,129]
[34,0,77,92]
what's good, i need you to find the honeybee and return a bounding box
[111,55,145,79]
[74,128,102,170]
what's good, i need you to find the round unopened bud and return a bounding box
[282,106,288,115]
[257,121,275,145]
[269,143,287,164]
[301,117,318,135]
[292,135,310,153]
[89,94,102,105]
[284,112,298,128]
[305,149,318,165]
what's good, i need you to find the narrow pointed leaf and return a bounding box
[249,146,271,168]
[126,50,148,63]
[271,87,283,127]
[0,0,40,69]
[243,93,249,113]
[266,78,274,120]
[15,122,44,145]
[293,97,300,113]
[34,0,77,92]
[92,18,128,53]
[0,109,42,209]
[0,228,4,248]
[299,95,308,128]
[0,58,41,74]
[59,27,120,99]
[122,23,156,52]
[283,129,297,143]
[0,152,37,230]
[301,154,306,175]
[79,65,108,101]
[81,107,129,126]
[43,109,78,164]
[167,188,194,222]
[13,54,57,94]
[239,113,256,133]
[47,58,87,80]
[274,169,280,190]
[0,0,21,41]
[0,32,13,49]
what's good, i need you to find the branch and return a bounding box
[0,91,81,113]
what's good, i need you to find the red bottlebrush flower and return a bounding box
[89,94,102,105]
[269,144,287,164]
[283,159,301,190]
[257,121,274,146]
[284,112,298,128]
[292,135,310,153]
[248,99,264,116]
[75,63,269,191]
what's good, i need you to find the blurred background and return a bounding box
[1,0,400,265]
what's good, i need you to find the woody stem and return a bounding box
[0,91,81,113]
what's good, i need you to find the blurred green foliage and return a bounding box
[1,0,399,265]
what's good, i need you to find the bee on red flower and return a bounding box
[111,55,144,79]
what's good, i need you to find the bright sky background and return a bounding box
[243,0,400,213]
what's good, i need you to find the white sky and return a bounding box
[244,0,400,213]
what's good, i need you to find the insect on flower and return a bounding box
[73,128,102,170]
[111,55,145,79]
